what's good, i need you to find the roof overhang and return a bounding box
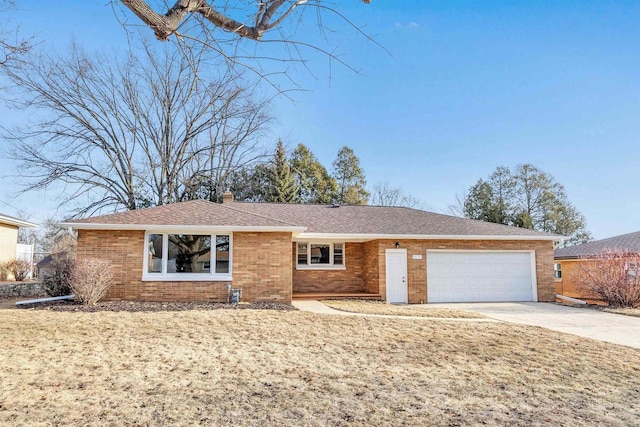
[295,233,564,242]
[59,222,307,235]
[0,214,37,228]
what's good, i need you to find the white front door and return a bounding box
[386,249,408,303]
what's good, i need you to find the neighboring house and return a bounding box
[0,213,38,278]
[35,230,77,279]
[554,231,640,302]
[60,192,560,304]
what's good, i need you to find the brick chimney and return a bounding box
[222,190,234,204]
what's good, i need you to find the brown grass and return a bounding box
[601,307,640,318]
[0,310,639,426]
[322,299,485,318]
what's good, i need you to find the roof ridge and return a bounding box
[221,203,301,227]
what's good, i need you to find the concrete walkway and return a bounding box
[291,299,496,322]
[294,300,640,349]
[432,302,640,349]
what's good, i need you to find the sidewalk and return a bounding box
[292,299,497,322]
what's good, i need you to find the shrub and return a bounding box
[43,255,75,297]
[70,258,114,305]
[0,262,8,281]
[6,258,31,281]
[576,249,640,308]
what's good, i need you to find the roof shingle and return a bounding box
[64,199,297,228]
[555,231,640,259]
[64,199,560,240]
[230,202,558,237]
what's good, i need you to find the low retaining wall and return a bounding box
[0,281,46,298]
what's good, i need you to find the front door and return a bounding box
[386,249,408,303]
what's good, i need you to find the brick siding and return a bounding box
[76,229,555,304]
[372,239,555,303]
[76,230,292,303]
[292,242,365,293]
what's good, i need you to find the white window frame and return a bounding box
[296,242,346,270]
[142,231,233,281]
[554,262,562,279]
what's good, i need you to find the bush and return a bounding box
[70,258,114,305]
[0,262,8,281]
[43,255,75,297]
[576,249,640,308]
[6,258,31,281]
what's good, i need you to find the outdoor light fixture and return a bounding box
[395,242,400,248]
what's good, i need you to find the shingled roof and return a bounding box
[230,202,557,238]
[555,231,640,259]
[63,199,560,240]
[62,199,301,230]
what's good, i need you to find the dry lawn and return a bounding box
[322,299,485,318]
[601,307,640,318]
[1,310,639,426]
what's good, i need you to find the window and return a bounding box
[216,235,230,274]
[311,244,330,264]
[626,262,638,278]
[554,263,562,279]
[144,232,232,280]
[297,242,345,269]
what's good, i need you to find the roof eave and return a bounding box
[59,223,307,233]
[0,215,38,228]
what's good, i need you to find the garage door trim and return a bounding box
[426,249,538,302]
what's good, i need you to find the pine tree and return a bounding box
[269,140,298,203]
[331,146,369,205]
[289,144,337,203]
[462,164,592,247]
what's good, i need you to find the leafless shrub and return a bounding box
[0,262,8,281]
[71,258,114,305]
[576,249,640,308]
[5,258,31,281]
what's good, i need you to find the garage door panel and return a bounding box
[427,251,535,303]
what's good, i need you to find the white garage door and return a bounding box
[427,251,536,303]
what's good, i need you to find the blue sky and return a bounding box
[1,1,639,239]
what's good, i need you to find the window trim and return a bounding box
[553,262,562,279]
[296,241,346,270]
[142,231,233,281]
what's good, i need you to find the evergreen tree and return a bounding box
[226,164,271,202]
[269,140,298,203]
[462,164,592,247]
[331,146,369,205]
[289,144,337,203]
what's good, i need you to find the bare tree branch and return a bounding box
[2,42,271,216]
[120,0,371,42]
[0,0,32,65]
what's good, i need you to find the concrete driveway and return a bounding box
[431,302,640,349]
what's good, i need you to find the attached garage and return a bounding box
[427,250,537,303]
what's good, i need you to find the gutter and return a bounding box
[296,233,564,242]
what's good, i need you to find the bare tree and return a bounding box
[576,249,640,308]
[0,0,31,65]
[119,0,371,42]
[2,43,270,216]
[114,1,380,86]
[370,181,423,209]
